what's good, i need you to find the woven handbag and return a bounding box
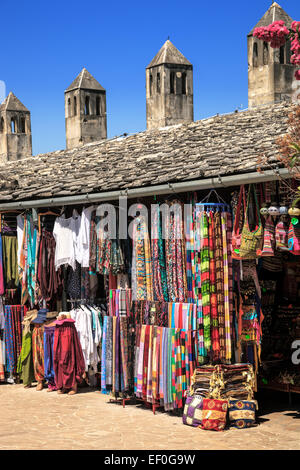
[232,185,246,260]
[182,393,204,427]
[239,185,263,260]
[288,222,300,255]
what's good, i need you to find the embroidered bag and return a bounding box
[288,222,300,255]
[200,398,228,431]
[261,216,275,256]
[275,220,289,251]
[228,399,257,429]
[182,393,203,427]
[239,185,263,260]
[232,185,246,260]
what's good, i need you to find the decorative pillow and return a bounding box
[182,394,203,427]
[228,399,257,429]
[200,398,228,431]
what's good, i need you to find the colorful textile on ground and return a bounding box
[200,398,228,431]
[228,399,257,428]
[182,394,203,427]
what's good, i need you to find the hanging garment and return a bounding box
[44,325,56,390]
[261,216,275,256]
[53,319,85,390]
[199,211,211,354]
[26,215,38,306]
[4,305,25,375]
[53,215,77,271]
[89,216,97,272]
[78,206,94,268]
[2,235,19,288]
[151,204,168,302]
[67,262,81,300]
[208,212,220,362]
[275,220,289,251]
[165,201,187,303]
[37,229,61,302]
[221,212,232,362]
[0,235,4,296]
[70,305,101,373]
[17,330,34,387]
[17,309,37,386]
[132,216,153,301]
[32,324,45,382]
[18,217,29,306]
[239,185,263,259]
[214,211,226,362]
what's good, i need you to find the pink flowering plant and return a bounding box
[253,20,300,79]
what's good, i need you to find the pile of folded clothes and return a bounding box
[190,363,256,400]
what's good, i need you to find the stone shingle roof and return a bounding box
[0,92,29,113]
[65,68,105,92]
[0,101,293,203]
[146,40,192,69]
[248,2,293,36]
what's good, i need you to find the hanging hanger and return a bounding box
[196,188,230,212]
[38,209,60,235]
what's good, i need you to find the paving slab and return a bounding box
[0,384,300,450]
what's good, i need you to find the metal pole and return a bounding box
[0,168,291,210]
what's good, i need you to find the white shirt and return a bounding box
[53,215,76,271]
[78,206,94,268]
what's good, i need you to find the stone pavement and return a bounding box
[0,383,300,450]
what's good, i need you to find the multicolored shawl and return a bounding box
[221,212,232,362]
[136,324,146,397]
[97,224,111,275]
[101,315,107,393]
[105,316,113,388]
[215,211,226,362]
[26,216,37,307]
[119,317,129,391]
[4,305,25,375]
[199,211,211,352]
[19,217,29,306]
[165,201,187,303]
[208,211,220,362]
[151,205,168,302]
[197,299,205,363]
[32,324,45,382]
[132,217,153,301]
[226,212,235,346]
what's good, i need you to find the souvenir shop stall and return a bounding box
[0,179,299,429]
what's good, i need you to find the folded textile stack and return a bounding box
[218,364,256,400]
[190,365,217,397]
[31,308,49,324]
[190,363,255,401]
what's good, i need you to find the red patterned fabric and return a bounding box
[200,398,228,431]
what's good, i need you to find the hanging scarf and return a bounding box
[199,211,211,353]
[221,212,232,362]
[215,211,226,362]
[208,211,220,362]
[151,205,168,302]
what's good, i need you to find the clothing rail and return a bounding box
[0,168,291,211]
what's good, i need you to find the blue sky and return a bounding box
[1,0,299,155]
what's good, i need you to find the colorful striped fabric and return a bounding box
[132,217,153,301]
[221,212,232,362]
[199,211,211,352]
[215,211,226,362]
[134,324,196,410]
[208,212,220,362]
